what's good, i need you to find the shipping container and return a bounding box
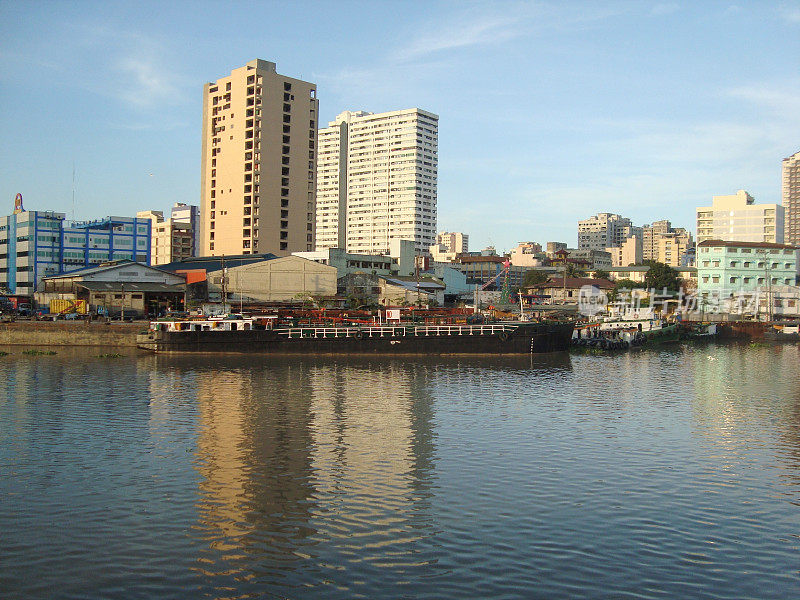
[50,298,88,315]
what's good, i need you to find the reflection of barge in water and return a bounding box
[136,317,574,354]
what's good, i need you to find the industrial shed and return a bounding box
[161,253,337,303]
[36,260,185,317]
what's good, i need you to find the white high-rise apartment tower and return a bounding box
[200,60,318,256]
[578,213,641,251]
[315,109,438,254]
[783,150,800,245]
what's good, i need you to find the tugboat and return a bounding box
[572,309,679,351]
[763,323,800,342]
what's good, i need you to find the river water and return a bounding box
[1,343,799,599]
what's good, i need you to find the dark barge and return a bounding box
[136,320,574,354]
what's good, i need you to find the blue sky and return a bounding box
[1,1,798,251]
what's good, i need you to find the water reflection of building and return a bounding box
[191,361,318,578]
[308,362,433,502]
[691,345,800,479]
[306,360,438,563]
[186,356,439,583]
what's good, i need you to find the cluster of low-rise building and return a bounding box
[1,55,798,321]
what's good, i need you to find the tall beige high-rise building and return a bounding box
[315,108,438,254]
[783,150,800,245]
[200,60,318,257]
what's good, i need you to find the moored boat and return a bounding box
[763,323,800,342]
[137,318,574,354]
[572,317,680,351]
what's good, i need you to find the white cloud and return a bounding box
[391,11,525,62]
[114,53,182,109]
[68,23,188,110]
[650,3,680,16]
[728,82,800,119]
[779,4,800,23]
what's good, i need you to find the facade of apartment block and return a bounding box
[696,240,799,315]
[578,213,642,251]
[137,208,195,266]
[784,150,800,245]
[315,108,438,255]
[606,235,642,267]
[201,59,318,257]
[696,190,784,244]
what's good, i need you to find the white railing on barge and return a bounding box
[273,324,516,339]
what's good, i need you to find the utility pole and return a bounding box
[120,282,125,321]
[758,249,773,321]
[221,254,228,314]
[415,254,421,309]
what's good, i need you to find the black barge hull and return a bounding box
[137,323,574,354]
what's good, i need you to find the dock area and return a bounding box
[0,320,143,347]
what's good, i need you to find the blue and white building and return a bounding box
[0,208,151,295]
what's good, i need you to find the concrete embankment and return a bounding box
[0,320,144,347]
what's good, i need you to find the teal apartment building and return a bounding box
[696,240,800,316]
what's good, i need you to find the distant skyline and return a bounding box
[1,0,798,252]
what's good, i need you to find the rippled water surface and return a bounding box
[2,344,800,599]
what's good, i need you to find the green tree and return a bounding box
[643,260,680,291]
[592,268,611,280]
[565,263,586,278]
[613,278,644,291]
[522,269,548,287]
[611,278,643,302]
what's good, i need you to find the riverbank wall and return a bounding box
[0,321,143,347]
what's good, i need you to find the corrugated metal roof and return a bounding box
[159,253,278,273]
[384,278,444,291]
[44,260,175,280]
[76,281,184,293]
